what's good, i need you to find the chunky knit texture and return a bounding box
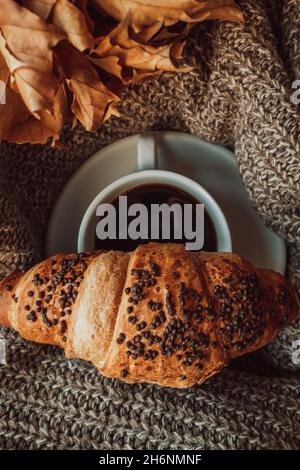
[0,0,300,450]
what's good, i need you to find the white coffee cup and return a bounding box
[78,134,232,252]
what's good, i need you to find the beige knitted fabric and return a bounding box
[0,0,300,450]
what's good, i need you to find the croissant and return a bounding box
[0,243,298,388]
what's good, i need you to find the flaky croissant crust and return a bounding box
[0,243,299,388]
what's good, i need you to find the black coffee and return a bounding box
[94,184,217,252]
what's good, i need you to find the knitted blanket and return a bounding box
[0,0,300,450]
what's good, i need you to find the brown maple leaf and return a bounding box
[20,0,57,19]
[0,0,244,144]
[22,0,94,51]
[0,0,65,118]
[56,40,120,131]
[92,0,244,39]
[0,52,68,144]
[91,15,190,84]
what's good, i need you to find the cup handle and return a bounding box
[137,133,157,171]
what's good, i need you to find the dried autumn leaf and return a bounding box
[20,0,57,19]
[0,49,67,144]
[93,0,244,37]
[56,41,120,131]
[52,0,94,51]
[0,0,244,145]
[0,0,65,119]
[22,0,93,52]
[0,53,16,139]
[143,23,193,46]
[91,15,189,83]
[0,51,9,84]
[0,53,67,144]
[76,0,95,33]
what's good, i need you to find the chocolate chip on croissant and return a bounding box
[0,243,299,388]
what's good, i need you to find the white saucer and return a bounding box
[45,131,286,274]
